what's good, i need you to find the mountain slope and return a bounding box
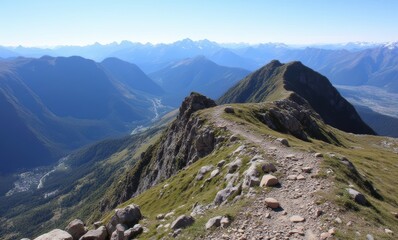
[101,57,164,95]
[0,56,165,174]
[219,60,375,135]
[150,56,250,106]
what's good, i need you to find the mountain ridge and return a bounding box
[219,60,375,135]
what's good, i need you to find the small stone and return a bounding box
[320,232,330,239]
[289,215,305,223]
[170,215,195,230]
[392,212,398,218]
[217,160,226,168]
[224,106,235,114]
[346,188,368,205]
[220,216,231,228]
[314,153,323,158]
[264,198,280,209]
[328,227,336,235]
[296,174,306,180]
[302,167,313,173]
[164,211,175,219]
[346,221,352,226]
[260,175,279,187]
[205,216,223,230]
[366,234,374,240]
[385,228,393,234]
[287,175,297,180]
[156,214,165,220]
[315,209,323,217]
[334,217,342,224]
[286,154,296,159]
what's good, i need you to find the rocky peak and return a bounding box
[177,92,217,122]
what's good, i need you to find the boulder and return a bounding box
[34,229,72,240]
[106,204,142,235]
[264,198,280,209]
[79,226,108,240]
[261,162,277,173]
[224,106,235,114]
[346,188,368,205]
[276,138,289,147]
[205,216,223,230]
[124,224,143,239]
[260,175,279,187]
[66,219,86,240]
[170,215,195,230]
[191,204,206,217]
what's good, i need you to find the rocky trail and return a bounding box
[204,106,337,239]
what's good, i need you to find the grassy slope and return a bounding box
[102,103,398,239]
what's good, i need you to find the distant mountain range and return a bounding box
[149,56,249,106]
[1,39,397,93]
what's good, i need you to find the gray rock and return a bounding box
[228,158,242,173]
[79,226,108,240]
[220,216,231,228]
[261,162,277,173]
[21,239,31,240]
[224,173,239,188]
[106,204,141,235]
[124,224,143,239]
[171,228,182,237]
[217,160,226,168]
[229,135,239,142]
[264,198,280,209]
[314,152,323,158]
[260,174,278,187]
[170,215,195,230]
[346,188,368,205]
[276,138,289,147]
[34,229,73,240]
[224,106,235,114]
[110,224,127,240]
[93,222,103,229]
[191,204,206,217]
[209,168,220,179]
[196,165,213,180]
[156,214,165,220]
[214,186,240,205]
[205,216,223,230]
[366,234,374,240]
[66,219,86,240]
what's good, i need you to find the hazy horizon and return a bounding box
[1,0,397,47]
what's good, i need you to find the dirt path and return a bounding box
[205,106,336,239]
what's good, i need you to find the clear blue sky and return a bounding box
[0,0,397,46]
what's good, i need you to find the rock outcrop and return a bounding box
[100,92,218,211]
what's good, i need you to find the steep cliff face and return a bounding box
[100,92,218,211]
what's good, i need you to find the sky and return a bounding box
[0,0,397,47]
